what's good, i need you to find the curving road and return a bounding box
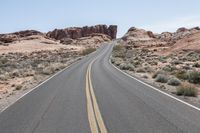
[0,44,200,133]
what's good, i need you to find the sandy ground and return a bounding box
[0,36,83,54]
[0,36,86,112]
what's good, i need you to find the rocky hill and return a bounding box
[119,26,200,55]
[0,30,45,45]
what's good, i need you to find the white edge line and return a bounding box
[109,58,200,112]
[0,57,82,113]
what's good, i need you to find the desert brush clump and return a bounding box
[162,65,177,72]
[188,71,200,84]
[155,74,168,83]
[81,47,96,55]
[175,70,188,80]
[167,77,181,86]
[112,45,126,58]
[113,45,124,51]
[158,56,167,63]
[152,70,165,79]
[15,84,22,90]
[119,63,134,71]
[193,62,200,68]
[42,63,66,75]
[136,68,146,73]
[176,83,198,97]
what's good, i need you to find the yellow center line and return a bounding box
[86,60,107,133]
[86,66,99,133]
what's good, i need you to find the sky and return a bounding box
[0,0,200,37]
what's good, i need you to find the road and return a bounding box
[0,43,200,133]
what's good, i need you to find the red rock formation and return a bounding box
[0,30,44,43]
[176,27,188,33]
[47,25,117,41]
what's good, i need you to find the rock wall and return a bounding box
[47,25,117,40]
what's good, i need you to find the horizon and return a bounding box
[1,0,200,37]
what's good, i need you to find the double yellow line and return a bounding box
[85,60,107,133]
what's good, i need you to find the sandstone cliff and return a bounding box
[47,25,117,41]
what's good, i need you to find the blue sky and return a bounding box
[1,0,200,37]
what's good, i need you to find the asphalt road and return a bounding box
[0,43,200,133]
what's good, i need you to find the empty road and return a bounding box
[0,44,200,133]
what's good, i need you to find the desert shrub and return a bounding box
[176,83,198,97]
[42,66,54,75]
[171,60,183,65]
[162,65,176,72]
[81,48,96,55]
[143,66,153,73]
[0,73,9,81]
[52,63,66,71]
[113,45,126,58]
[42,63,66,75]
[188,71,200,84]
[155,74,168,83]
[132,60,141,66]
[148,61,158,66]
[193,63,200,68]
[119,63,134,71]
[152,70,165,79]
[136,68,146,73]
[175,71,188,80]
[159,56,167,63]
[110,58,115,64]
[126,63,135,71]
[119,63,127,70]
[15,85,22,90]
[114,60,122,66]
[113,45,124,51]
[141,75,148,79]
[167,77,181,86]
[113,51,126,58]
[0,57,8,65]
[193,62,200,68]
[23,69,35,77]
[182,65,192,70]
[10,69,21,77]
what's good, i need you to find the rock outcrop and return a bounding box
[0,30,44,43]
[122,27,156,41]
[120,26,200,54]
[47,25,117,41]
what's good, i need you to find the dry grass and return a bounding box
[81,47,96,55]
[176,83,198,97]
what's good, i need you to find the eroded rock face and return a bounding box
[0,30,44,43]
[47,25,117,41]
[122,27,156,41]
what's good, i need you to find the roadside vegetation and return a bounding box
[111,44,199,98]
[81,47,96,56]
[0,49,86,99]
[176,83,198,97]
